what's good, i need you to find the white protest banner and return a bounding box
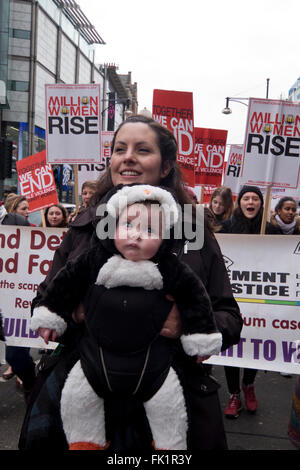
[0,226,67,348]
[241,98,300,188]
[45,84,101,164]
[223,144,243,197]
[205,234,300,374]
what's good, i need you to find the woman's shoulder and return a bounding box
[68,205,96,229]
[218,216,233,233]
[2,213,30,226]
[265,220,281,234]
[295,216,300,234]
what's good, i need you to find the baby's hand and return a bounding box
[37,327,58,344]
[160,296,183,339]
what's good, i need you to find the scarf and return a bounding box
[0,205,7,224]
[275,214,296,234]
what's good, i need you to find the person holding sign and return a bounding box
[270,197,300,235]
[19,115,242,451]
[218,185,279,419]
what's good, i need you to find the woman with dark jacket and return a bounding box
[270,197,300,235]
[218,185,279,419]
[19,115,242,451]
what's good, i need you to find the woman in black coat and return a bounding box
[218,185,279,419]
[270,197,300,235]
[19,115,242,451]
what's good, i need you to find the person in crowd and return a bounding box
[208,186,234,227]
[185,187,198,204]
[4,192,18,211]
[43,203,69,228]
[269,196,300,445]
[0,201,35,403]
[19,115,242,451]
[218,185,280,419]
[270,197,300,235]
[31,184,222,450]
[8,195,36,226]
[8,195,29,219]
[69,180,97,223]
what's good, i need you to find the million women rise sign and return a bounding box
[241,98,300,188]
[45,84,101,164]
[152,89,195,187]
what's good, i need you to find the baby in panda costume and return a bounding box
[31,184,222,450]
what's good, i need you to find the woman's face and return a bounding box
[240,192,261,219]
[211,195,225,216]
[110,122,171,187]
[47,206,64,227]
[15,200,29,218]
[81,187,95,207]
[277,200,297,224]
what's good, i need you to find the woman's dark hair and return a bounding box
[92,114,194,209]
[209,186,234,221]
[274,196,296,213]
[44,203,69,227]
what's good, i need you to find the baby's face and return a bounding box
[115,203,163,261]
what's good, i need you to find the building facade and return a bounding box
[0,0,137,199]
[288,77,300,102]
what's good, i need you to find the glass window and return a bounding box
[9,29,31,40]
[7,80,29,92]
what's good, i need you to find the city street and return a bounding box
[0,352,297,451]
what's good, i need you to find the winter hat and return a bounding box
[237,185,264,207]
[106,184,179,229]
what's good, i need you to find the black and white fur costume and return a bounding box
[31,185,222,450]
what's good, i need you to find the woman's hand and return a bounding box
[37,327,58,344]
[160,296,183,339]
[196,355,211,363]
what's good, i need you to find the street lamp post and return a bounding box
[222,78,270,114]
[222,97,249,114]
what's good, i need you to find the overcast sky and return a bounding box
[77,0,300,149]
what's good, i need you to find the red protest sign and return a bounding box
[16,150,58,212]
[152,89,195,187]
[194,127,227,186]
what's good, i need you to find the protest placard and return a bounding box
[241,98,300,188]
[76,131,113,193]
[16,150,58,212]
[45,84,101,164]
[223,144,244,197]
[152,89,195,187]
[194,127,227,186]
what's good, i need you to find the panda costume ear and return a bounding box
[106,184,179,230]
